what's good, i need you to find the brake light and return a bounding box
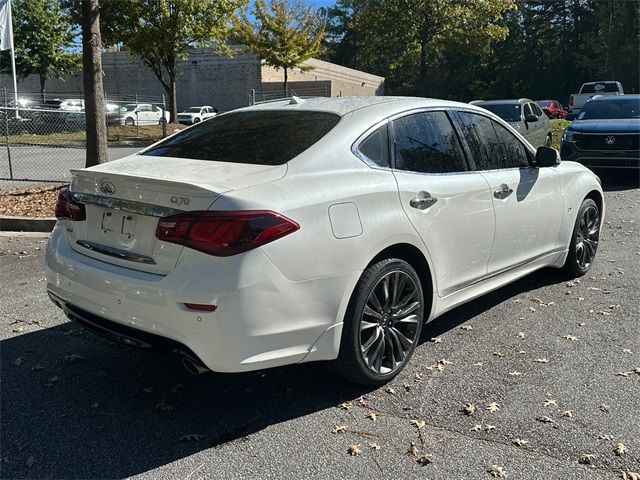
[156,210,299,256]
[54,186,86,221]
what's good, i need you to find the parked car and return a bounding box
[537,100,567,119]
[472,98,552,147]
[107,103,169,126]
[46,97,604,386]
[560,95,640,170]
[568,81,624,120]
[177,106,218,125]
[37,99,84,112]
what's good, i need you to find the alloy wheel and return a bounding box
[359,271,422,375]
[575,205,599,270]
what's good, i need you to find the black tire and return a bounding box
[159,117,167,125]
[332,258,424,386]
[193,117,201,123]
[124,117,135,126]
[561,198,600,278]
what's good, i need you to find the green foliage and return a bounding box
[1,0,79,98]
[551,119,570,150]
[97,0,247,120]
[235,0,325,93]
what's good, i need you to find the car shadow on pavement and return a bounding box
[0,268,564,479]
[595,169,640,192]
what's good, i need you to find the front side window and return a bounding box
[393,111,467,174]
[142,110,341,165]
[458,112,530,170]
[358,124,389,167]
[479,103,522,122]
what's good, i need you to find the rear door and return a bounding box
[455,111,564,274]
[391,110,495,297]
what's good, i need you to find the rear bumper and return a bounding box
[45,225,356,372]
[560,141,640,169]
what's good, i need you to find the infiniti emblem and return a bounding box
[605,135,616,145]
[99,180,116,195]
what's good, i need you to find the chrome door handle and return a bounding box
[493,184,513,199]
[409,192,438,210]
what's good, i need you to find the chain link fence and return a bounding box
[0,91,169,186]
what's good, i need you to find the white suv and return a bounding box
[177,106,218,125]
[111,104,170,126]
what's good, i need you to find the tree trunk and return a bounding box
[284,67,288,96]
[82,0,107,167]
[417,41,428,97]
[168,67,178,123]
[39,75,46,102]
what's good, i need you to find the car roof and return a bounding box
[236,96,483,117]
[473,98,532,106]
[588,94,639,102]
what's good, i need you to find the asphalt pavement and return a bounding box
[0,171,638,480]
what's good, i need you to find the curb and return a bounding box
[0,216,56,232]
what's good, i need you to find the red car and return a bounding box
[537,100,567,119]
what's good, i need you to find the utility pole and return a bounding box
[81,0,107,167]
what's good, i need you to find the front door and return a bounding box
[456,111,564,274]
[391,110,495,297]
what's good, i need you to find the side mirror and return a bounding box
[525,114,539,123]
[535,146,560,167]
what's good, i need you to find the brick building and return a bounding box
[1,49,385,111]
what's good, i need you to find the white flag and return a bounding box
[0,0,13,51]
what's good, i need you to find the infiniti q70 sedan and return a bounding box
[46,96,604,385]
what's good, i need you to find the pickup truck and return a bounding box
[568,81,624,119]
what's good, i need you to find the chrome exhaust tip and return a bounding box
[181,357,210,375]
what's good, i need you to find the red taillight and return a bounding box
[184,303,218,312]
[54,186,86,221]
[156,210,299,256]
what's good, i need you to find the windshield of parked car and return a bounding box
[142,110,341,165]
[478,104,522,122]
[578,98,640,120]
[537,101,551,108]
[183,107,202,113]
[580,82,620,93]
[120,104,138,112]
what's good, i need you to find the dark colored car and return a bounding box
[560,95,640,170]
[537,100,567,119]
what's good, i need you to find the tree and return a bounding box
[354,0,516,97]
[81,0,107,167]
[2,0,79,101]
[99,0,246,122]
[235,0,325,95]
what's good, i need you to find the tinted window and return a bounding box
[479,103,522,122]
[142,111,341,165]
[393,112,466,174]
[537,101,551,108]
[578,98,640,120]
[458,112,530,170]
[580,82,620,93]
[532,104,544,116]
[358,124,389,167]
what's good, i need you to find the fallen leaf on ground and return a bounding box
[599,404,610,413]
[508,371,522,376]
[620,470,640,480]
[616,371,632,378]
[488,464,507,477]
[614,443,627,456]
[410,419,426,429]
[347,444,361,456]
[154,400,175,412]
[562,335,577,341]
[430,337,442,343]
[543,399,557,407]
[470,424,482,432]
[332,425,347,434]
[365,411,378,422]
[462,403,476,415]
[534,358,549,364]
[406,442,418,456]
[416,455,432,466]
[536,416,553,423]
[578,453,596,465]
[385,387,395,395]
[484,424,496,431]
[368,442,381,450]
[486,402,500,413]
[560,410,573,418]
[516,332,525,338]
[338,402,353,410]
[180,433,205,442]
[460,325,473,331]
[513,438,528,447]
[14,357,25,366]
[25,455,37,469]
[493,352,504,357]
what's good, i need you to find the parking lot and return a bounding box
[0,172,638,480]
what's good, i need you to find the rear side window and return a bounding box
[458,112,530,170]
[358,124,390,167]
[142,111,341,165]
[393,111,467,174]
[580,82,620,93]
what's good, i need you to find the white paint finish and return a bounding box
[328,202,363,239]
[45,96,604,374]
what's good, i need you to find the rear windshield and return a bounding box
[537,101,551,107]
[478,104,522,122]
[142,110,340,165]
[580,82,620,93]
[578,98,640,120]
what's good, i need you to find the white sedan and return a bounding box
[46,96,604,385]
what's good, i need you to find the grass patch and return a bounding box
[551,119,570,150]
